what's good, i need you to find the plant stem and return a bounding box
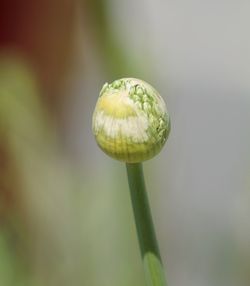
[126,163,167,286]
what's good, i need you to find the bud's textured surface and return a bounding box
[92,78,170,163]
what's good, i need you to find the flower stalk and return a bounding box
[126,163,167,286]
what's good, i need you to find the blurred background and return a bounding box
[0,0,250,286]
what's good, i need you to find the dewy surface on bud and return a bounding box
[92,78,170,163]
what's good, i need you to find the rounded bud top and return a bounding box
[92,78,170,163]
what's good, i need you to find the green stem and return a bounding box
[126,163,167,286]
